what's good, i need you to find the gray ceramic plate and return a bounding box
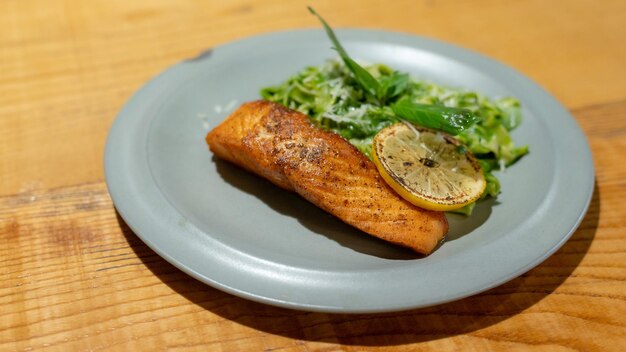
[104,29,594,313]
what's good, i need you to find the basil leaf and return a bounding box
[308,7,381,98]
[377,72,410,100]
[391,98,478,135]
[344,57,381,98]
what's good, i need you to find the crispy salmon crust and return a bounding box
[206,100,448,254]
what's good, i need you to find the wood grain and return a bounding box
[2,100,625,351]
[1,0,626,195]
[2,0,626,350]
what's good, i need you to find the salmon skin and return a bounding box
[206,100,448,254]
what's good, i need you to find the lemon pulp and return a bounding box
[372,122,486,211]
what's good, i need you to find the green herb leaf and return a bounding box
[377,72,410,100]
[308,7,381,99]
[391,98,479,135]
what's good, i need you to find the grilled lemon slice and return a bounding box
[372,122,486,211]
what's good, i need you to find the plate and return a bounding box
[104,29,594,313]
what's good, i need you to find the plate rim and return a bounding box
[104,28,595,313]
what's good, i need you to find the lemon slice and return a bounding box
[372,122,486,211]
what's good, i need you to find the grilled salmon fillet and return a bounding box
[206,100,448,254]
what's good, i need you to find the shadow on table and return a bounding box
[116,182,599,346]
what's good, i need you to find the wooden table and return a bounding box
[2,0,625,350]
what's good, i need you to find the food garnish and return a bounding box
[372,123,486,211]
